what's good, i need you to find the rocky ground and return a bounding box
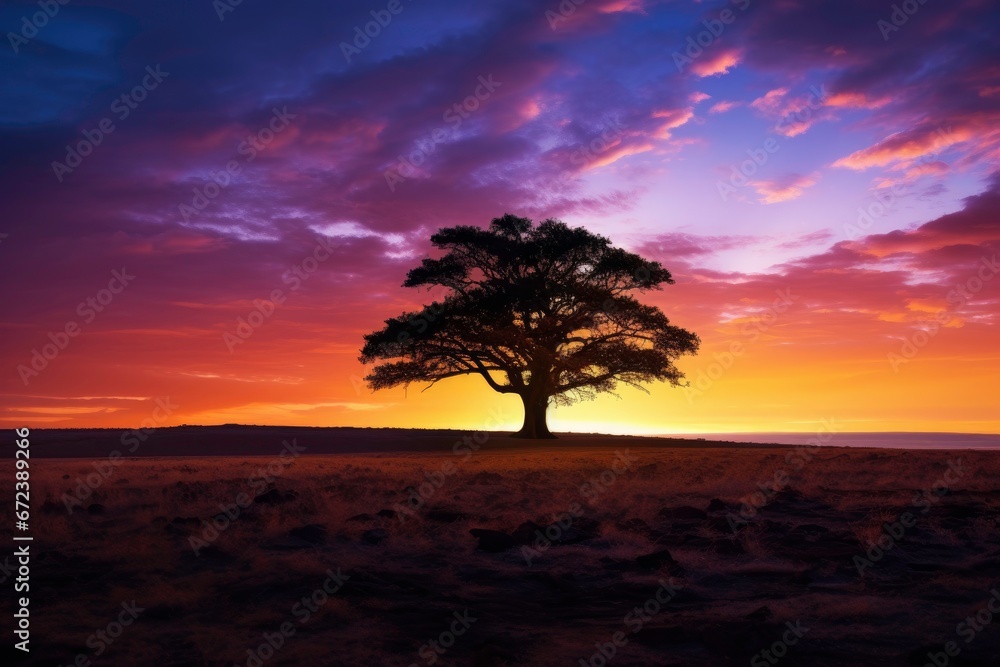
[2,431,999,666]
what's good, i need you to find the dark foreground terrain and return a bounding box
[3,428,999,666]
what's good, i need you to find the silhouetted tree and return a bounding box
[359,214,699,438]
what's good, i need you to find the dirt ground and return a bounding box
[3,428,999,666]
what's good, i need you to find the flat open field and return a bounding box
[3,428,1000,666]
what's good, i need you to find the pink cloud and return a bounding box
[692,49,741,77]
[750,173,820,204]
[825,91,891,110]
[833,125,970,170]
[708,100,738,114]
[651,108,694,139]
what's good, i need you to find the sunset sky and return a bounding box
[2,0,998,435]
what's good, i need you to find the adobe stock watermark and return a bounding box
[672,0,751,73]
[716,85,826,202]
[545,0,588,30]
[877,0,933,41]
[223,235,335,352]
[844,126,952,240]
[213,0,245,21]
[7,0,71,54]
[888,255,998,371]
[189,438,306,554]
[922,588,1000,667]
[558,117,626,179]
[727,418,839,533]
[408,610,478,666]
[684,287,795,403]
[394,408,507,520]
[340,0,414,63]
[522,449,638,566]
[383,74,502,191]
[16,268,135,386]
[750,620,809,666]
[235,568,349,667]
[577,578,683,666]
[853,458,965,575]
[179,106,296,223]
[51,65,169,182]
[55,600,144,667]
[61,397,179,513]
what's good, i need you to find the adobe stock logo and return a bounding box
[877,0,932,41]
[51,65,170,182]
[16,268,136,386]
[685,288,796,402]
[340,0,414,63]
[888,256,998,372]
[7,0,71,54]
[672,0,752,73]
[383,74,502,191]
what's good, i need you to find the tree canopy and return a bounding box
[359,214,700,438]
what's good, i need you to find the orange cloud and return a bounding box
[750,173,820,204]
[692,49,740,77]
[833,125,970,170]
[750,88,789,114]
[652,108,694,139]
[825,91,890,109]
[588,142,655,169]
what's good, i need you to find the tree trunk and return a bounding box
[513,392,555,439]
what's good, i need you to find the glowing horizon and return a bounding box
[2,0,998,435]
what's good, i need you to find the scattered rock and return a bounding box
[289,524,327,544]
[362,528,389,545]
[636,549,684,575]
[426,509,467,523]
[616,517,658,540]
[254,489,298,505]
[707,498,728,512]
[745,605,773,622]
[659,506,707,522]
[600,557,632,571]
[706,516,737,533]
[712,539,745,556]
[470,528,518,553]
[552,516,601,545]
[511,521,546,544]
[262,537,316,551]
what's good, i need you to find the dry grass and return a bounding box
[3,441,1000,666]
